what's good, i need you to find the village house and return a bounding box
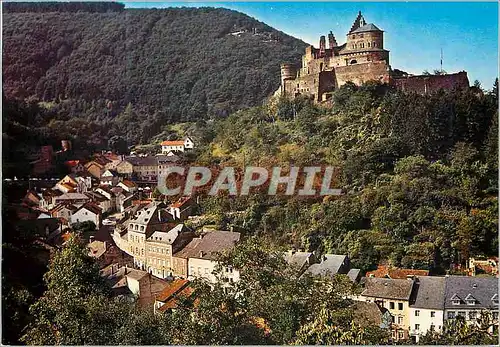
[160,137,194,154]
[126,156,158,182]
[65,160,86,174]
[118,180,138,193]
[85,191,113,214]
[283,250,317,274]
[50,203,79,226]
[144,224,195,279]
[115,159,134,177]
[168,197,194,221]
[39,189,63,210]
[443,276,498,334]
[366,265,429,279]
[304,254,354,279]
[154,279,195,314]
[172,230,241,284]
[23,189,41,207]
[357,277,415,341]
[101,169,121,186]
[466,257,499,277]
[71,202,102,229]
[101,265,170,310]
[122,202,171,270]
[54,192,90,207]
[408,276,446,343]
[55,175,78,193]
[85,156,110,179]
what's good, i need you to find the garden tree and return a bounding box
[418,313,498,345]
[213,237,386,345]
[71,221,97,234]
[21,235,121,345]
[108,135,128,154]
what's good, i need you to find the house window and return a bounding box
[452,299,460,305]
[415,324,420,331]
[469,311,476,320]
[430,324,435,331]
[140,226,144,231]
[415,310,420,317]
[398,331,404,339]
[390,302,395,309]
[398,303,403,310]
[448,311,456,319]
[397,316,403,324]
[493,312,499,320]
[391,316,395,323]
[457,311,465,317]
[431,311,435,318]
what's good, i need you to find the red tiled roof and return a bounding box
[366,265,429,279]
[157,281,195,312]
[120,180,136,188]
[65,160,80,167]
[170,196,191,209]
[161,140,185,146]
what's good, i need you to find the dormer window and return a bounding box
[465,294,476,306]
[451,294,461,305]
[492,294,499,305]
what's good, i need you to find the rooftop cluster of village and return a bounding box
[8,134,499,344]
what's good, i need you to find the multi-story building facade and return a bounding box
[358,277,414,341]
[409,276,446,343]
[443,276,498,334]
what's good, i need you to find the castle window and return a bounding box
[372,41,377,48]
[360,34,364,38]
[350,59,357,65]
[367,42,371,47]
[360,43,364,48]
[352,35,355,39]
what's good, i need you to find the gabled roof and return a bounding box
[305,254,348,278]
[444,276,498,309]
[361,277,414,301]
[173,230,240,261]
[120,180,137,188]
[56,192,90,200]
[170,197,192,209]
[51,203,78,214]
[351,23,382,33]
[156,279,190,302]
[366,265,429,279]
[410,276,446,309]
[147,224,185,245]
[283,251,314,270]
[161,140,185,146]
[76,202,102,215]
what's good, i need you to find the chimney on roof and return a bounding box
[199,251,205,257]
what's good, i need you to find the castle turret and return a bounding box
[328,31,337,49]
[319,35,326,57]
[280,63,296,94]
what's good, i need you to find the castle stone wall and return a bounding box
[335,61,390,87]
[392,71,469,94]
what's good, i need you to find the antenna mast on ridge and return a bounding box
[440,48,443,74]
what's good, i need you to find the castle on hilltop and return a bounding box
[278,12,469,102]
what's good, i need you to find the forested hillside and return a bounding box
[186,81,499,275]
[3,2,307,145]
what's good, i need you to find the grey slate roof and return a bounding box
[347,268,361,282]
[125,156,158,167]
[351,23,382,33]
[361,277,414,301]
[410,276,446,310]
[283,251,314,270]
[444,275,498,309]
[305,254,348,278]
[174,230,240,261]
[147,224,185,245]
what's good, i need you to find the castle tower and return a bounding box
[319,35,326,57]
[349,11,366,34]
[280,63,296,94]
[328,31,338,49]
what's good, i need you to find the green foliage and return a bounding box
[3,6,307,147]
[192,83,498,273]
[418,313,498,345]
